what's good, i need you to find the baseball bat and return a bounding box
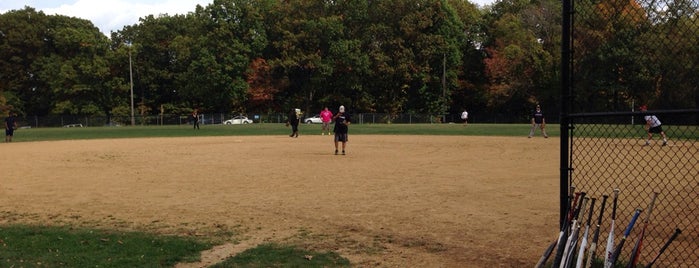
[604,189,620,268]
[645,228,681,268]
[575,197,596,268]
[584,194,608,268]
[561,196,589,268]
[535,191,579,268]
[534,196,573,268]
[627,192,659,268]
[611,208,643,266]
[535,241,557,268]
[553,192,585,267]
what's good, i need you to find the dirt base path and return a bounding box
[0,135,560,267]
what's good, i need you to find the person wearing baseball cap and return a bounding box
[639,105,668,146]
[333,105,350,155]
[528,104,548,138]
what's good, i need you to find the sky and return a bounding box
[1,0,497,36]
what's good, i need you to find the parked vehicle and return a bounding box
[224,116,253,124]
[304,115,323,124]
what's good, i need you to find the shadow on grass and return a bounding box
[0,225,350,267]
[210,243,350,268]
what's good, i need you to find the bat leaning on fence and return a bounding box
[584,194,608,268]
[627,192,659,268]
[552,192,585,267]
[574,197,596,268]
[561,196,589,268]
[535,191,581,268]
[610,208,643,267]
[645,228,681,268]
[604,189,620,268]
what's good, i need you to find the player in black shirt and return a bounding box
[333,105,350,155]
[528,104,548,138]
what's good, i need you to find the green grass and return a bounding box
[0,224,351,268]
[0,225,210,267]
[17,122,695,143]
[210,243,350,268]
[13,123,554,142]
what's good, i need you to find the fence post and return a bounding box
[559,0,573,229]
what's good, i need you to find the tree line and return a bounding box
[1,0,696,124]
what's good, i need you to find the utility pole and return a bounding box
[442,53,446,123]
[128,44,135,126]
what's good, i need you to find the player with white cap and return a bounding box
[333,105,350,155]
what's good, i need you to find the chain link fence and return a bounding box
[12,112,534,128]
[568,111,698,267]
[561,0,699,267]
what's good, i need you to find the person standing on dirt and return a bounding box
[333,105,350,155]
[640,105,668,146]
[320,107,333,135]
[528,104,548,138]
[286,108,300,138]
[5,111,18,142]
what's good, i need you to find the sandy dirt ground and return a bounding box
[0,135,561,267]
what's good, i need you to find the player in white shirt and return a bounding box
[639,105,668,146]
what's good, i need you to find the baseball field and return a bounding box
[1,126,560,267]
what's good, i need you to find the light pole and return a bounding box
[442,53,446,123]
[128,44,135,126]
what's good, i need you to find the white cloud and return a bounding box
[2,0,212,35]
[3,0,497,36]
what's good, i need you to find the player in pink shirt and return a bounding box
[320,107,333,135]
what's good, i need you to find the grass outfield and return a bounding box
[13,123,698,142]
[13,123,550,142]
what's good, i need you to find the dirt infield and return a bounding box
[0,135,560,267]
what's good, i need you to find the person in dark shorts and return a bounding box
[5,112,17,142]
[286,108,300,138]
[528,104,548,138]
[191,109,200,130]
[461,109,468,125]
[640,105,668,146]
[333,105,350,155]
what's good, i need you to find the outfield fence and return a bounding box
[12,112,534,128]
[558,0,699,266]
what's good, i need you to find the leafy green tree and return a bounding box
[0,7,53,116]
[191,0,270,113]
[483,0,559,119]
[574,0,699,112]
[638,1,699,109]
[445,0,489,117]
[401,0,467,118]
[263,0,346,115]
[359,0,468,118]
[36,15,117,120]
[116,14,192,116]
[5,0,693,123]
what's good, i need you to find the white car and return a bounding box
[304,115,323,124]
[223,116,253,124]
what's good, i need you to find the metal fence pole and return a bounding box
[559,0,573,229]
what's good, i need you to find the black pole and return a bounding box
[560,0,572,228]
